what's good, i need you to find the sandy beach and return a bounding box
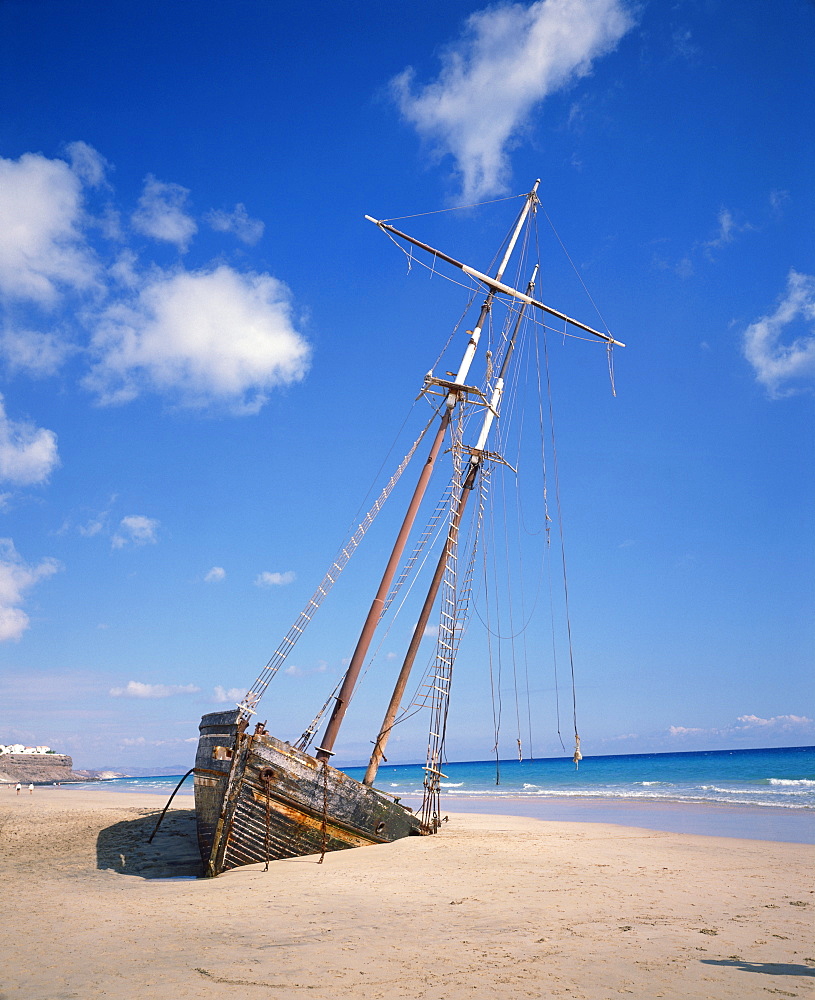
[0,789,812,1000]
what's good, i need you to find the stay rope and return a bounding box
[538,320,582,762]
[236,415,435,722]
[536,203,617,398]
[380,192,524,224]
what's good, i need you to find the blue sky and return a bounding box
[0,0,812,771]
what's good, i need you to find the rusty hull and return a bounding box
[194,710,422,875]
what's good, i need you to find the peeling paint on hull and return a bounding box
[194,710,422,875]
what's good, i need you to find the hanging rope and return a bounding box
[533,330,566,752]
[481,468,501,784]
[539,318,582,761]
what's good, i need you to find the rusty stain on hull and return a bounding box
[194,709,422,875]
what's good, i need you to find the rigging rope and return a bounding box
[481,467,501,784]
[532,325,566,752]
[537,202,617,397]
[538,320,582,760]
[419,402,485,833]
[296,482,454,753]
[237,415,435,722]
[381,192,524,223]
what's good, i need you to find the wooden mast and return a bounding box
[363,267,538,787]
[315,182,540,762]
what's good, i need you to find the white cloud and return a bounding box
[204,566,226,583]
[213,685,245,703]
[0,145,310,415]
[743,270,815,397]
[0,327,75,377]
[734,713,813,730]
[111,514,159,549]
[769,189,789,216]
[0,150,98,303]
[108,249,140,289]
[205,203,264,245]
[670,26,698,62]
[64,141,109,188]
[284,660,327,677]
[393,0,634,201]
[131,175,197,250]
[255,570,296,587]
[84,265,310,412]
[701,207,752,256]
[120,735,198,746]
[78,515,107,538]
[0,538,62,642]
[0,395,59,485]
[669,714,814,739]
[110,680,201,698]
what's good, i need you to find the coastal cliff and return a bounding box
[0,753,98,784]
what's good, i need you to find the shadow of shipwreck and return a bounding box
[701,959,815,978]
[96,807,203,879]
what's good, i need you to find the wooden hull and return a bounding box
[194,710,422,875]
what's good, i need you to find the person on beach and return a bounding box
[15,783,21,795]
[28,783,34,794]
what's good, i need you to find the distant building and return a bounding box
[0,744,52,754]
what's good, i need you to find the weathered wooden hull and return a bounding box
[194,710,422,875]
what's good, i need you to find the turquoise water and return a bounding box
[360,745,815,811]
[71,745,814,810]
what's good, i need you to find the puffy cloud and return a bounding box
[393,0,634,201]
[255,570,295,587]
[0,538,62,642]
[205,203,264,245]
[213,685,245,703]
[111,514,159,549]
[131,175,197,250]
[0,144,309,415]
[109,680,201,698]
[204,566,226,583]
[0,395,59,485]
[743,270,815,397]
[0,150,98,303]
[84,265,310,412]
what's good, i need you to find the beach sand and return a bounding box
[0,789,812,999]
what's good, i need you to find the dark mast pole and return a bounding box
[363,266,538,786]
[315,182,540,762]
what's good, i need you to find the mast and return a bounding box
[363,267,538,786]
[315,182,540,762]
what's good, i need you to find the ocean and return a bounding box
[366,745,815,810]
[66,745,815,842]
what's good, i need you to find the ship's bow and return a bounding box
[193,709,240,863]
